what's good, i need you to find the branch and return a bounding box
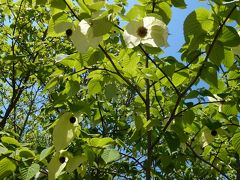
[119,152,144,169]
[186,143,229,179]
[63,0,81,21]
[174,100,225,118]
[145,51,152,180]
[96,95,106,136]
[150,4,237,150]
[153,84,165,117]
[99,45,146,105]
[139,45,180,95]
[181,4,237,96]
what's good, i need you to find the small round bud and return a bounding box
[59,157,65,164]
[211,130,217,136]
[66,29,73,36]
[69,116,76,124]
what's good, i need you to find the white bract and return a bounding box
[123,16,168,48]
[54,20,102,53]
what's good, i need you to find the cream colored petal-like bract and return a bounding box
[70,28,90,53]
[52,112,79,151]
[150,25,169,47]
[54,22,73,34]
[48,151,69,180]
[79,20,91,36]
[124,21,142,48]
[89,36,103,47]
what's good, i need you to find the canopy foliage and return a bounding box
[0,0,240,179]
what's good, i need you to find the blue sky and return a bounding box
[166,0,209,57]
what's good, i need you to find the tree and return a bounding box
[0,0,240,179]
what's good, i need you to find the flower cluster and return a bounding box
[55,20,102,53]
[55,16,168,53]
[123,16,169,48]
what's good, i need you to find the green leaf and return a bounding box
[209,42,234,67]
[104,83,118,99]
[155,2,172,24]
[1,136,21,147]
[69,101,91,116]
[53,113,80,151]
[25,163,40,180]
[76,0,91,15]
[89,137,114,147]
[0,158,16,178]
[36,0,48,5]
[184,8,213,42]
[59,58,82,71]
[171,0,187,9]
[88,79,102,96]
[141,68,158,81]
[19,147,35,159]
[232,132,240,155]
[125,5,146,21]
[0,146,8,155]
[101,149,120,163]
[182,110,195,125]
[201,67,218,88]
[222,47,234,68]
[218,26,240,47]
[39,146,54,161]
[222,102,238,116]
[44,77,58,92]
[84,0,105,11]
[92,17,113,37]
[62,80,80,97]
[172,71,188,87]
[164,131,180,153]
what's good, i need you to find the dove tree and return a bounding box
[0,0,240,179]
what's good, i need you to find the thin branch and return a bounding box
[99,45,146,105]
[63,0,81,21]
[151,0,156,13]
[181,4,237,96]
[145,51,152,180]
[211,141,223,166]
[186,143,229,180]
[139,45,180,95]
[174,100,225,118]
[150,5,237,150]
[153,84,165,117]
[119,152,144,169]
[97,95,106,136]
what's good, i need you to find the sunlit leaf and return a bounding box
[101,149,120,163]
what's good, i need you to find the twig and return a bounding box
[99,45,146,105]
[186,143,229,179]
[139,45,180,95]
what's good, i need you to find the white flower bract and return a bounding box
[54,20,102,53]
[123,16,169,48]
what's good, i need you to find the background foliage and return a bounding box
[0,0,240,179]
